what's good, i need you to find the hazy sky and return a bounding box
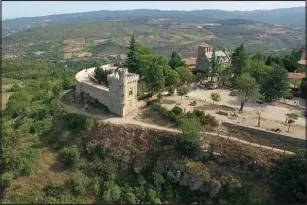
[3,1,305,19]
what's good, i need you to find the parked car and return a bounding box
[199,84,206,89]
[208,82,217,90]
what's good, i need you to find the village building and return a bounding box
[196,43,231,73]
[287,72,306,88]
[297,49,307,66]
[75,64,139,117]
[183,57,197,71]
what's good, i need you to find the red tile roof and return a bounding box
[183,58,197,65]
[298,59,307,66]
[288,72,306,79]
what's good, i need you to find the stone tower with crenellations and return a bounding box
[75,64,139,117]
[107,67,139,117]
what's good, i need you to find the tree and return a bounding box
[126,34,140,74]
[287,119,295,132]
[269,150,307,204]
[282,55,299,72]
[167,86,175,96]
[260,64,289,102]
[209,48,217,82]
[299,77,307,98]
[265,55,273,66]
[217,64,231,86]
[245,59,272,84]
[175,67,193,83]
[165,70,180,86]
[123,192,138,204]
[94,67,112,86]
[157,93,162,102]
[144,57,165,96]
[196,51,210,73]
[254,106,265,127]
[210,92,221,105]
[196,72,206,83]
[137,44,155,55]
[138,53,170,77]
[177,85,189,101]
[168,51,186,69]
[231,44,248,77]
[285,113,299,132]
[252,52,266,62]
[179,117,202,144]
[235,73,259,113]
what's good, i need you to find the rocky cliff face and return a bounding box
[84,121,280,195]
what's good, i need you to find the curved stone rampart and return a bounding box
[75,64,139,117]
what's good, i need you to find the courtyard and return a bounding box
[148,87,306,139]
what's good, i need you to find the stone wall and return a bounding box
[76,80,110,108]
[222,122,306,152]
[75,66,139,117]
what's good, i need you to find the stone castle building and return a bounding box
[196,43,231,73]
[75,64,139,117]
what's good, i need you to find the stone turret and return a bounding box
[75,64,139,117]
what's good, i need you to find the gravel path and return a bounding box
[59,92,293,155]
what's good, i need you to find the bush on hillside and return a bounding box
[167,86,175,96]
[171,106,183,115]
[60,146,80,169]
[2,172,14,188]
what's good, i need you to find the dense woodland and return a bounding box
[1,35,306,204]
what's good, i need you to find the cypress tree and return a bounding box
[126,34,140,74]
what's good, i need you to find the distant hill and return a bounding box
[3,19,304,60]
[2,7,305,37]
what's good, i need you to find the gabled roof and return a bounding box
[204,51,231,63]
[183,57,197,65]
[288,72,306,79]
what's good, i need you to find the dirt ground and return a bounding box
[63,52,73,59]
[2,92,13,110]
[158,88,305,139]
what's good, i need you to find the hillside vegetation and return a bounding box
[1,39,307,204]
[2,7,305,37]
[3,19,304,60]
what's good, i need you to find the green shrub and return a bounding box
[200,113,219,128]
[146,99,159,107]
[176,138,201,158]
[171,106,183,115]
[2,172,14,188]
[229,90,238,96]
[167,86,175,96]
[71,171,90,196]
[124,192,138,204]
[169,111,179,122]
[152,103,169,117]
[137,93,151,100]
[60,145,80,169]
[9,84,22,92]
[191,110,219,128]
[6,148,40,177]
[157,93,163,102]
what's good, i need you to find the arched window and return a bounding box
[129,88,133,95]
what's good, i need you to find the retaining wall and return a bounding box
[222,122,306,152]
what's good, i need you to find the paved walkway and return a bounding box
[59,92,293,155]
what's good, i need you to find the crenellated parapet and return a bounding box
[75,64,139,117]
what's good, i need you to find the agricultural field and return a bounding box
[2,19,304,60]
